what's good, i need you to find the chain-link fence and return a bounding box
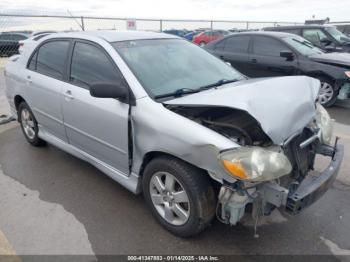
[0,13,304,57]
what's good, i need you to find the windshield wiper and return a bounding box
[198,78,239,91]
[154,88,200,99]
[154,78,240,100]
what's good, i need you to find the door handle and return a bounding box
[26,75,32,84]
[251,58,257,64]
[219,55,225,59]
[64,90,74,100]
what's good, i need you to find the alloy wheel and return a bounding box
[21,108,36,140]
[149,171,190,226]
[318,81,334,105]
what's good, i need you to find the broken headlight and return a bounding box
[220,147,292,182]
[316,103,333,145]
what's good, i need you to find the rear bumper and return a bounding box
[286,143,344,215]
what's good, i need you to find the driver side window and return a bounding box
[69,42,124,89]
[302,29,331,46]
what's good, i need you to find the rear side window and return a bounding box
[29,40,70,80]
[252,36,289,56]
[214,39,226,50]
[69,42,123,89]
[223,36,250,53]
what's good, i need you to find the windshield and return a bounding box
[112,39,244,99]
[325,27,350,44]
[284,36,324,56]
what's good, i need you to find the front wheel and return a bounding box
[318,77,338,107]
[142,156,216,237]
[18,102,46,147]
[199,41,206,47]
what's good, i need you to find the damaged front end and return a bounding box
[215,104,343,226]
[167,102,343,226]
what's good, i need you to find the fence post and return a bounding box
[246,22,249,30]
[210,20,213,31]
[81,16,85,31]
[160,19,163,32]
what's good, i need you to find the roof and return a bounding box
[49,30,178,42]
[264,24,335,30]
[229,31,296,38]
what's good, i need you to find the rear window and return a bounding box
[28,40,70,80]
[223,36,250,53]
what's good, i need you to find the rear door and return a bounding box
[248,35,298,77]
[62,40,130,174]
[26,39,71,142]
[213,35,251,75]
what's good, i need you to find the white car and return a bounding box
[18,31,56,53]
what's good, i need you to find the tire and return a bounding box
[317,76,338,107]
[199,41,206,47]
[142,156,216,237]
[18,101,46,147]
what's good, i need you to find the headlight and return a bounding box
[345,71,350,78]
[316,103,333,145]
[220,147,292,182]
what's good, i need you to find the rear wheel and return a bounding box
[18,102,46,147]
[142,156,216,237]
[317,77,338,107]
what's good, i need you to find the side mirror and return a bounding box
[324,45,336,52]
[320,38,332,46]
[280,51,294,61]
[90,82,129,103]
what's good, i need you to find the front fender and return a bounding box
[131,97,239,183]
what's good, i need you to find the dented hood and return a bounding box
[165,76,320,145]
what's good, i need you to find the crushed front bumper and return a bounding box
[286,143,344,215]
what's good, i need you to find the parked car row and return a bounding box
[163,29,230,46]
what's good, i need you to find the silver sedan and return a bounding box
[4,31,343,237]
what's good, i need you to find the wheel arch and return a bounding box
[14,95,25,111]
[305,71,336,86]
[138,151,208,178]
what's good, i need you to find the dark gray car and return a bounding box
[0,32,29,56]
[205,31,350,107]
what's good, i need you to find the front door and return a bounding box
[248,36,298,77]
[62,41,130,174]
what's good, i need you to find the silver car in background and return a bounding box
[4,31,343,237]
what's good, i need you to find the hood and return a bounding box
[309,52,350,67]
[165,76,320,145]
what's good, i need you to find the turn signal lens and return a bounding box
[222,160,248,180]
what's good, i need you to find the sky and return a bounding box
[0,0,349,21]
[0,0,349,31]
